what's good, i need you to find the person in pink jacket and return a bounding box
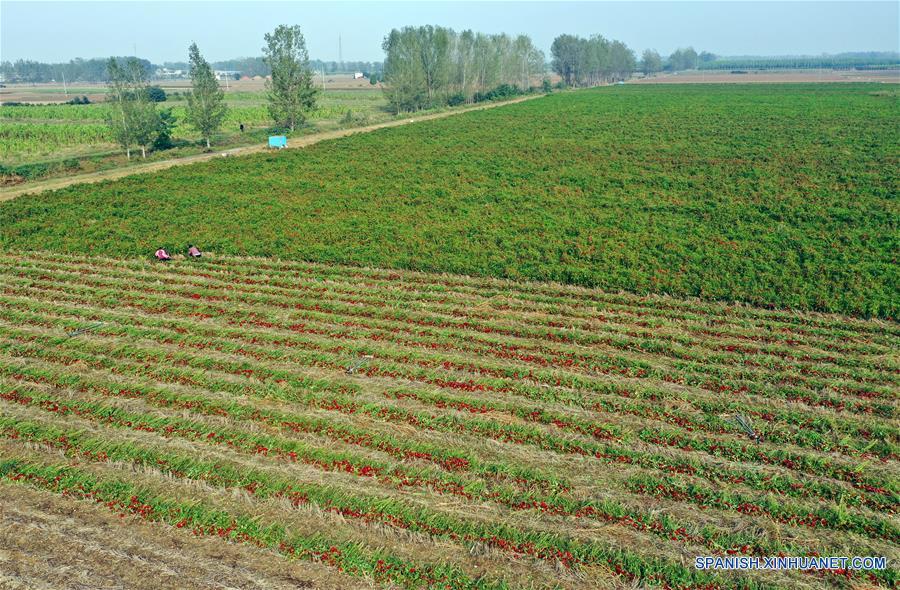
[187,245,202,258]
[155,248,171,261]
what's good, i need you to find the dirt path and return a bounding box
[0,95,542,202]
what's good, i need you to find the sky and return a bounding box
[1,1,898,64]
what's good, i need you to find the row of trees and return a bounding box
[550,34,636,86]
[667,48,717,71]
[105,43,223,159]
[0,56,379,84]
[637,47,715,75]
[1,57,152,84]
[697,52,900,70]
[106,25,318,158]
[7,46,899,85]
[161,58,384,78]
[381,26,544,113]
[105,58,175,159]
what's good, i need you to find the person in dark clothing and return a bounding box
[239,123,244,133]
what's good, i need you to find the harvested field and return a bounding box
[0,252,896,589]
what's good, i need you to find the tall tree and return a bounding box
[382,28,427,113]
[185,42,228,149]
[552,34,635,86]
[105,58,136,159]
[454,30,476,101]
[262,25,317,131]
[669,47,699,71]
[551,34,581,86]
[609,41,636,81]
[132,95,162,158]
[382,26,544,111]
[641,49,663,76]
[105,57,158,159]
[418,25,452,101]
[513,35,541,90]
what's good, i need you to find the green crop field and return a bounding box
[0,252,897,590]
[2,84,896,317]
[1,83,898,589]
[0,89,391,162]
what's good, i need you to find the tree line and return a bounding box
[697,52,900,71]
[549,38,720,83]
[1,57,153,84]
[549,34,637,86]
[381,26,545,113]
[105,24,318,158]
[5,40,899,86]
[160,58,383,78]
[0,56,382,84]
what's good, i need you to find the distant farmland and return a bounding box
[2,84,896,317]
[0,252,897,589]
[0,89,389,162]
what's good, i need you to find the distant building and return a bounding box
[156,68,186,79]
[352,72,364,79]
[214,70,241,81]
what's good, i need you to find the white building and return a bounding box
[214,70,241,81]
[155,68,186,79]
[352,72,364,79]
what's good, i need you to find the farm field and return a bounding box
[1,84,897,317]
[0,252,897,589]
[633,69,900,84]
[0,88,391,163]
[0,74,384,104]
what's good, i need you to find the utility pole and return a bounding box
[61,70,68,97]
[338,34,343,69]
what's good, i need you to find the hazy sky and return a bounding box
[2,1,898,63]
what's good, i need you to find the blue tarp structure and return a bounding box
[268,136,287,149]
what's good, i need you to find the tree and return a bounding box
[382,28,427,113]
[418,25,452,102]
[513,34,544,90]
[132,95,161,159]
[382,26,544,111]
[146,86,167,102]
[669,47,699,71]
[552,34,635,86]
[608,41,636,80]
[584,35,609,85]
[153,108,178,150]
[262,25,317,131]
[105,57,159,159]
[105,58,136,159]
[185,42,228,149]
[641,49,662,76]
[551,34,581,86]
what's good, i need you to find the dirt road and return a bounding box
[0,94,542,202]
